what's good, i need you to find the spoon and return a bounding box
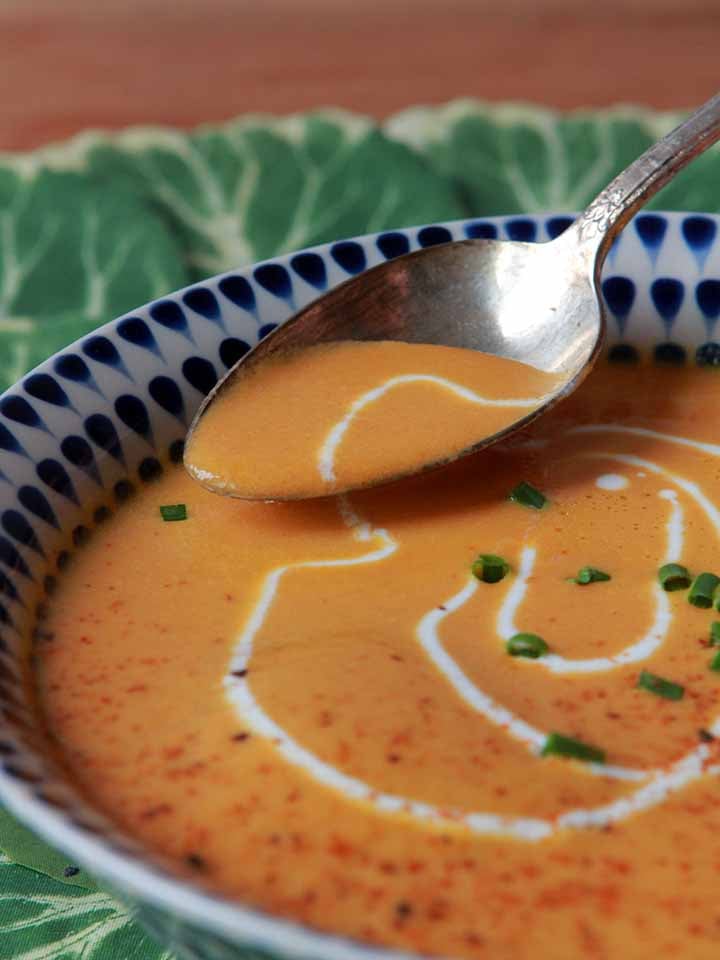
[187,93,720,500]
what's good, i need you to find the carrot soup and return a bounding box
[35,352,720,960]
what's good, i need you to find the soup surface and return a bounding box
[36,356,720,960]
[184,340,560,498]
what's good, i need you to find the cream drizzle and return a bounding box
[226,396,720,839]
[496,486,682,675]
[318,374,554,484]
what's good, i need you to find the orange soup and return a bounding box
[36,358,720,960]
[185,340,560,498]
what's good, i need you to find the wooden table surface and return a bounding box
[2,0,719,152]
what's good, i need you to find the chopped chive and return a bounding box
[506,633,549,659]
[658,563,692,592]
[711,651,720,673]
[541,732,605,765]
[637,670,685,701]
[471,554,510,584]
[688,572,720,608]
[570,566,611,585]
[710,622,720,647]
[160,503,187,522]
[508,481,547,510]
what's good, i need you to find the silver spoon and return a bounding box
[187,93,720,500]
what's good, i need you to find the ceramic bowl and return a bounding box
[0,212,719,960]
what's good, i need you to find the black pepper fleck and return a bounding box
[699,728,716,743]
[232,732,250,742]
[231,669,248,678]
[185,853,206,870]
[63,865,80,878]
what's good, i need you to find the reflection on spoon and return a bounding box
[188,92,720,500]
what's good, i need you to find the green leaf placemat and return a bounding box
[0,855,173,959]
[0,98,717,957]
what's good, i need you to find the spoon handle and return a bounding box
[573,91,720,269]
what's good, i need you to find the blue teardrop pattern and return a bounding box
[545,216,573,240]
[114,395,153,444]
[464,221,498,240]
[695,279,720,338]
[149,300,195,344]
[53,354,100,394]
[602,276,636,336]
[254,263,293,299]
[23,374,72,409]
[0,537,32,580]
[0,397,47,432]
[417,226,453,248]
[0,602,14,630]
[218,275,257,313]
[1,511,43,556]
[0,570,20,604]
[219,338,250,369]
[84,414,125,464]
[17,486,58,529]
[682,215,717,269]
[148,377,185,422]
[36,459,78,504]
[376,232,411,260]
[82,336,132,381]
[60,436,102,486]
[290,252,327,290]
[182,357,218,396]
[258,323,278,340]
[330,242,366,276]
[183,287,223,328]
[117,317,163,359]
[505,219,537,243]
[0,422,27,458]
[634,214,668,264]
[650,278,685,334]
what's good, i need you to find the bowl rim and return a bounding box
[0,209,716,960]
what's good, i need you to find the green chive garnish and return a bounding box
[711,622,720,647]
[506,633,549,659]
[160,504,187,522]
[637,670,684,701]
[658,563,692,592]
[508,481,547,510]
[688,572,720,609]
[570,566,611,585]
[541,732,605,765]
[711,651,720,672]
[471,554,510,584]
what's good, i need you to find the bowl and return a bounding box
[0,211,718,960]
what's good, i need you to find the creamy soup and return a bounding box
[185,340,560,498]
[36,358,720,960]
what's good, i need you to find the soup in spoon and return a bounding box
[184,340,561,499]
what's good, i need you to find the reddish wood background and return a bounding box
[2,0,719,151]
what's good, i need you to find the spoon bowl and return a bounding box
[187,92,720,499]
